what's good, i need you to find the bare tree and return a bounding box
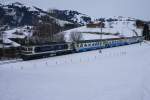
[69,30,83,42]
[53,32,66,42]
[31,23,56,44]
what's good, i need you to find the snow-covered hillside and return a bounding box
[48,9,91,25]
[0,2,74,27]
[64,16,143,41]
[0,2,144,47]
[3,17,143,43]
[64,26,120,42]
[102,16,143,37]
[0,2,91,27]
[0,2,92,46]
[0,42,150,100]
[3,26,32,39]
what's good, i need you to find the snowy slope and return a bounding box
[103,18,142,37]
[3,27,31,39]
[0,38,20,48]
[0,2,73,27]
[0,42,150,100]
[0,2,92,44]
[48,9,91,25]
[0,26,32,48]
[4,18,142,42]
[0,3,144,45]
[64,26,120,42]
[64,17,143,41]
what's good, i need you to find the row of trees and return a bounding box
[25,24,83,45]
[143,24,150,40]
[135,20,150,40]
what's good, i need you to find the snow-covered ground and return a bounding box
[65,32,119,42]
[64,19,143,41]
[0,42,150,100]
[64,26,120,42]
[4,26,32,39]
[0,26,32,48]
[3,16,143,42]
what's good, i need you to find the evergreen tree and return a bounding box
[143,24,150,40]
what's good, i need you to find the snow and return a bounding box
[4,28,28,39]
[69,21,142,37]
[0,42,150,100]
[64,26,120,42]
[102,20,142,37]
[0,38,20,48]
[63,19,143,41]
[1,2,143,43]
[56,19,72,27]
[0,27,32,48]
[71,13,90,25]
[65,32,119,42]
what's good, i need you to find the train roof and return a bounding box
[76,36,142,43]
[22,42,71,47]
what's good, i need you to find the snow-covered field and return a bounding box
[65,32,119,42]
[0,42,150,100]
[64,19,143,41]
[3,17,143,43]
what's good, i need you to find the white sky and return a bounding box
[0,0,149,20]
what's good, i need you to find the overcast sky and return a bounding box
[1,0,149,20]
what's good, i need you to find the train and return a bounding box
[21,36,144,60]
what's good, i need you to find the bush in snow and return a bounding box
[69,30,83,42]
[53,32,66,42]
